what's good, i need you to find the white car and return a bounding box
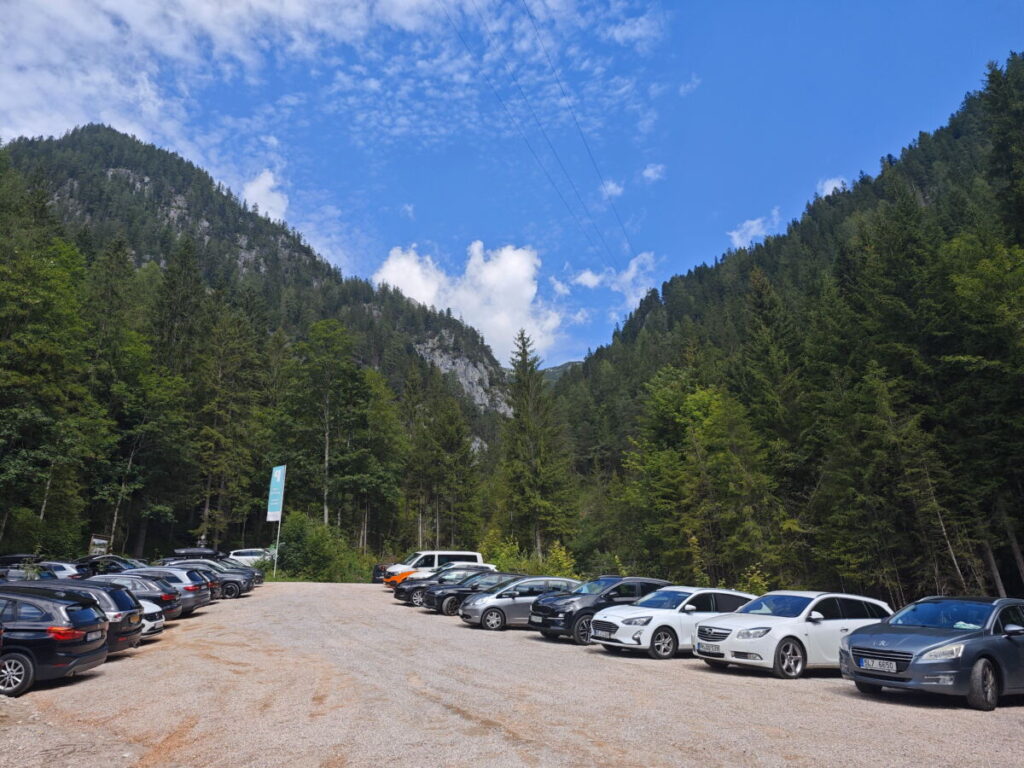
[229,548,272,567]
[383,550,483,577]
[591,587,755,659]
[693,590,892,678]
[138,599,166,638]
[40,561,87,579]
[403,561,497,582]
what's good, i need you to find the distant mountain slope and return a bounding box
[5,125,508,420]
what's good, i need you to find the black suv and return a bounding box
[0,586,109,695]
[87,574,184,620]
[528,576,671,644]
[423,571,521,615]
[12,580,144,653]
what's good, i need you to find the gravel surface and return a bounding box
[2,582,1022,767]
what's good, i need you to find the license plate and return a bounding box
[592,629,613,639]
[697,642,720,653]
[86,630,101,641]
[529,615,541,624]
[859,658,897,673]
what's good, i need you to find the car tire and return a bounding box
[703,659,729,670]
[0,653,35,697]
[222,582,240,599]
[571,614,593,645]
[855,681,884,695]
[481,608,506,631]
[966,657,999,711]
[441,596,460,616]
[648,627,678,660]
[772,638,806,679]
[410,589,425,607]
[540,630,560,640]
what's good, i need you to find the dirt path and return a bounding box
[2,583,1021,767]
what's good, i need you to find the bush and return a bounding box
[276,513,377,582]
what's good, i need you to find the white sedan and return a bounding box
[693,590,892,678]
[591,586,755,659]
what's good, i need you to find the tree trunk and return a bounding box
[323,415,330,526]
[110,445,138,549]
[38,463,54,520]
[981,538,1007,597]
[1002,514,1024,586]
[132,516,148,558]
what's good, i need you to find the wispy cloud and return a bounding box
[678,73,701,97]
[817,176,847,197]
[727,206,782,249]
[641,163,665,183]
[400,203,416,220]
[243,169,288,220]
[572,252,656,308]
[600,179,624,199]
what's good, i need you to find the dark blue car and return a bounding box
[840,595,1024,710]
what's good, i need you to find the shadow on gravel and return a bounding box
[829,684,1024,710]
[689,661,842,680]
[31,669,104,694]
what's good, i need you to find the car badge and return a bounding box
[875,640,888,647]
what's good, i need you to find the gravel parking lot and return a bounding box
[1,582,1021,768]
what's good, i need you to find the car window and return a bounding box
[686,593,716,612]
[0,599,14,621]
[436,555,458,566]
[812,598,843,620]
[996,605,1024,632]
[18,602,47,621]
[513,581,546,597]
[415,554,435,568]
[606,583,640,599]
[714,593,750,612]
[837,598,872,619]
[639,581,663,596]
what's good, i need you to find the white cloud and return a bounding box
[678,73,701,97]
[603,10,664,53]
[571,251,655,308]
[373,241,561,362]
[727,206,782,249]
[570,308,590,324]
[600,179,624,199]
[573,269,605,289]
[400,203,416,220]
[243,169,288,220]
[641,163,665,183]
[550,276,571,296]
[817,176,847,197]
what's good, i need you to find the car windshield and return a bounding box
[890,600,995,631]
[439,570,473,583]
[221,558,248,568]
[400,552,421,565]
[636,590,691,610]
[738,595,813,618]
[461,572,498,587]
[482,577,521,594]
[573,577,620,595]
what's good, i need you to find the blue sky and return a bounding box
[2,1,1020,364]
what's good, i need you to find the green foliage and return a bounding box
[276,512,377,582]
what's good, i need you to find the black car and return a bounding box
[73,554,148,576]
[159,559,255,598]
[423,571,521,615]
[169,550,265,583]
[87,574,184,620]
[0,586,109,696]
[126,568,211,615]
[840,595,1024,710]
[528,576,672,644]
[7,580,144,654]
[393,566,494,606]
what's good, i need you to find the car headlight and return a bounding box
[921,642,965,661]
[736,627,771,640]
[622,616,652,626]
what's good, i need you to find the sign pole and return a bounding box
[266,465,287,578]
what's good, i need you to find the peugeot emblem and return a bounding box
[875,640,888,647]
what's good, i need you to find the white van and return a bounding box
[383,550,483,577]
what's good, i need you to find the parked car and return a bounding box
[229,548,272,567]
[87,574,183,620]
[125,567,211,615]
[0,585,109,696]
[840,595,1024,710]
[591,586,756,659]
[423,571,522,615]
[219,557,265,584]
[403,561,496,583]
[73,554,148,576]
[381,550,484,579]
[693,590,892,678]
[528,576,672,645]
[157,558,254,598]
[40,561,89,579]
[394,566,495,606]
[187,568,223,600]
[461,576,582,630]
[137,600,166,639]
[14,580,145,654]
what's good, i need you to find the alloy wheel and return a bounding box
[411,590,424,607]
[482,609,503,630]
[652,630,675,658]
[778,640,804,677]
[0,659,25,693]
[573,615,593,645]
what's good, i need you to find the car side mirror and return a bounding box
[505,591,519,599]
[808,611,824,622]
[683,604,697,612]
[1004,624,1024,637]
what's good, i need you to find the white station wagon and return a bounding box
[692,590,892,678]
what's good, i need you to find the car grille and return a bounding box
[591,620,618,634]
[531,603,556,617]
[697,626,731,642]
[851,646,913,672]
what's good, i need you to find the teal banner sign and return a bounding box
[266,465,286,522]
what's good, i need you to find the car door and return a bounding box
[678,592,718,641]
[599,582,640,611]
[994,605,1024,691]
[805,597,845,665]
[505,580,545,623]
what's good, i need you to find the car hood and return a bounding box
[847,624,983,653]
[595,605,677,622]
[534,591,589,608]
[696,613,795,629]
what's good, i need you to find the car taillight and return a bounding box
[108,611,126,621]
[47,626,86,641]
[160,593,176,601]
[184,585,200,592]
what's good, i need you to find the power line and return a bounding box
[433,0,603,259]
[518,0,643,264]
[464,0,620,272]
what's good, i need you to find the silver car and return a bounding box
[461,576,581,630]
[126,567,212,615]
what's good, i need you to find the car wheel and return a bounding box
[0,653,35,697]
[571,615,593,645]
[966,657,999,711]
[648,627,678,660]
[703,659,729,670]
[441,596,460,616]
[540,631,560,640]
[410,589,425,607]
[855,681,884,695]
[773,638,806,679]
[222,582,240,599]
[481,608,506,631]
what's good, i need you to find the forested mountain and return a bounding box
[553,54,1024,602]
